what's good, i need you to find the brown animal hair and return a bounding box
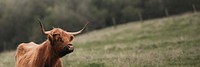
[15,19,88,67]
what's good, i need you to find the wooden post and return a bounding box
[82,18,89,35]
[165,8,169,17]
[112,17,117,29]
[192,4,197,14]
[85,23,88,33]
[138,12,143,22]
[3,42,6,51]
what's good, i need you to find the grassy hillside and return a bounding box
[1,13,200,67]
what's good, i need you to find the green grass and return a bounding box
[1,13,200,67]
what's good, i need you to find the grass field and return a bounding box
[1,13,200,67]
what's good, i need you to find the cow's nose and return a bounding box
[68,44,72,46]
[67,44,74,51]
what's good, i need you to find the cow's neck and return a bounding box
[37,40,60,67]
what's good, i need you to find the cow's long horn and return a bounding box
[37,19,50,35]
[68,22,89,35]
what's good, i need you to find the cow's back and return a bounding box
[15,42,38,67]
[16,42,37,56]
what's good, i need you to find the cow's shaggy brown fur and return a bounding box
[15,19,88,67]
[15,40,62,67]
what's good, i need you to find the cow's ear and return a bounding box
[48,34,60,41]
[48,34,56,44]
[47,34,54,42]
[69,36,74,41]
[48,34,60,45]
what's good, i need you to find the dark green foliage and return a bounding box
[0,0,200,52]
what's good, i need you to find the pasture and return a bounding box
[1,13,200,67]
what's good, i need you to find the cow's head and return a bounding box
[37,19,88,57]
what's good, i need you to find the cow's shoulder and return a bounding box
[23,42,38,49]
[16,42,38,56]
[17,42,38,50]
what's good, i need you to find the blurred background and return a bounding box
[0,0,199,52]
[0,0,200,67]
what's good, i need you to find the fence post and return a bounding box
[112,17,117,29]
[165,8,169,17]
[192,4,197,14]
[138,12,143,22]
[3,42,6,51]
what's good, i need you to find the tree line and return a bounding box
[0,0,199,52]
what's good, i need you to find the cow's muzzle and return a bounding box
[58,44,74,57]
[67,44,74,51]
